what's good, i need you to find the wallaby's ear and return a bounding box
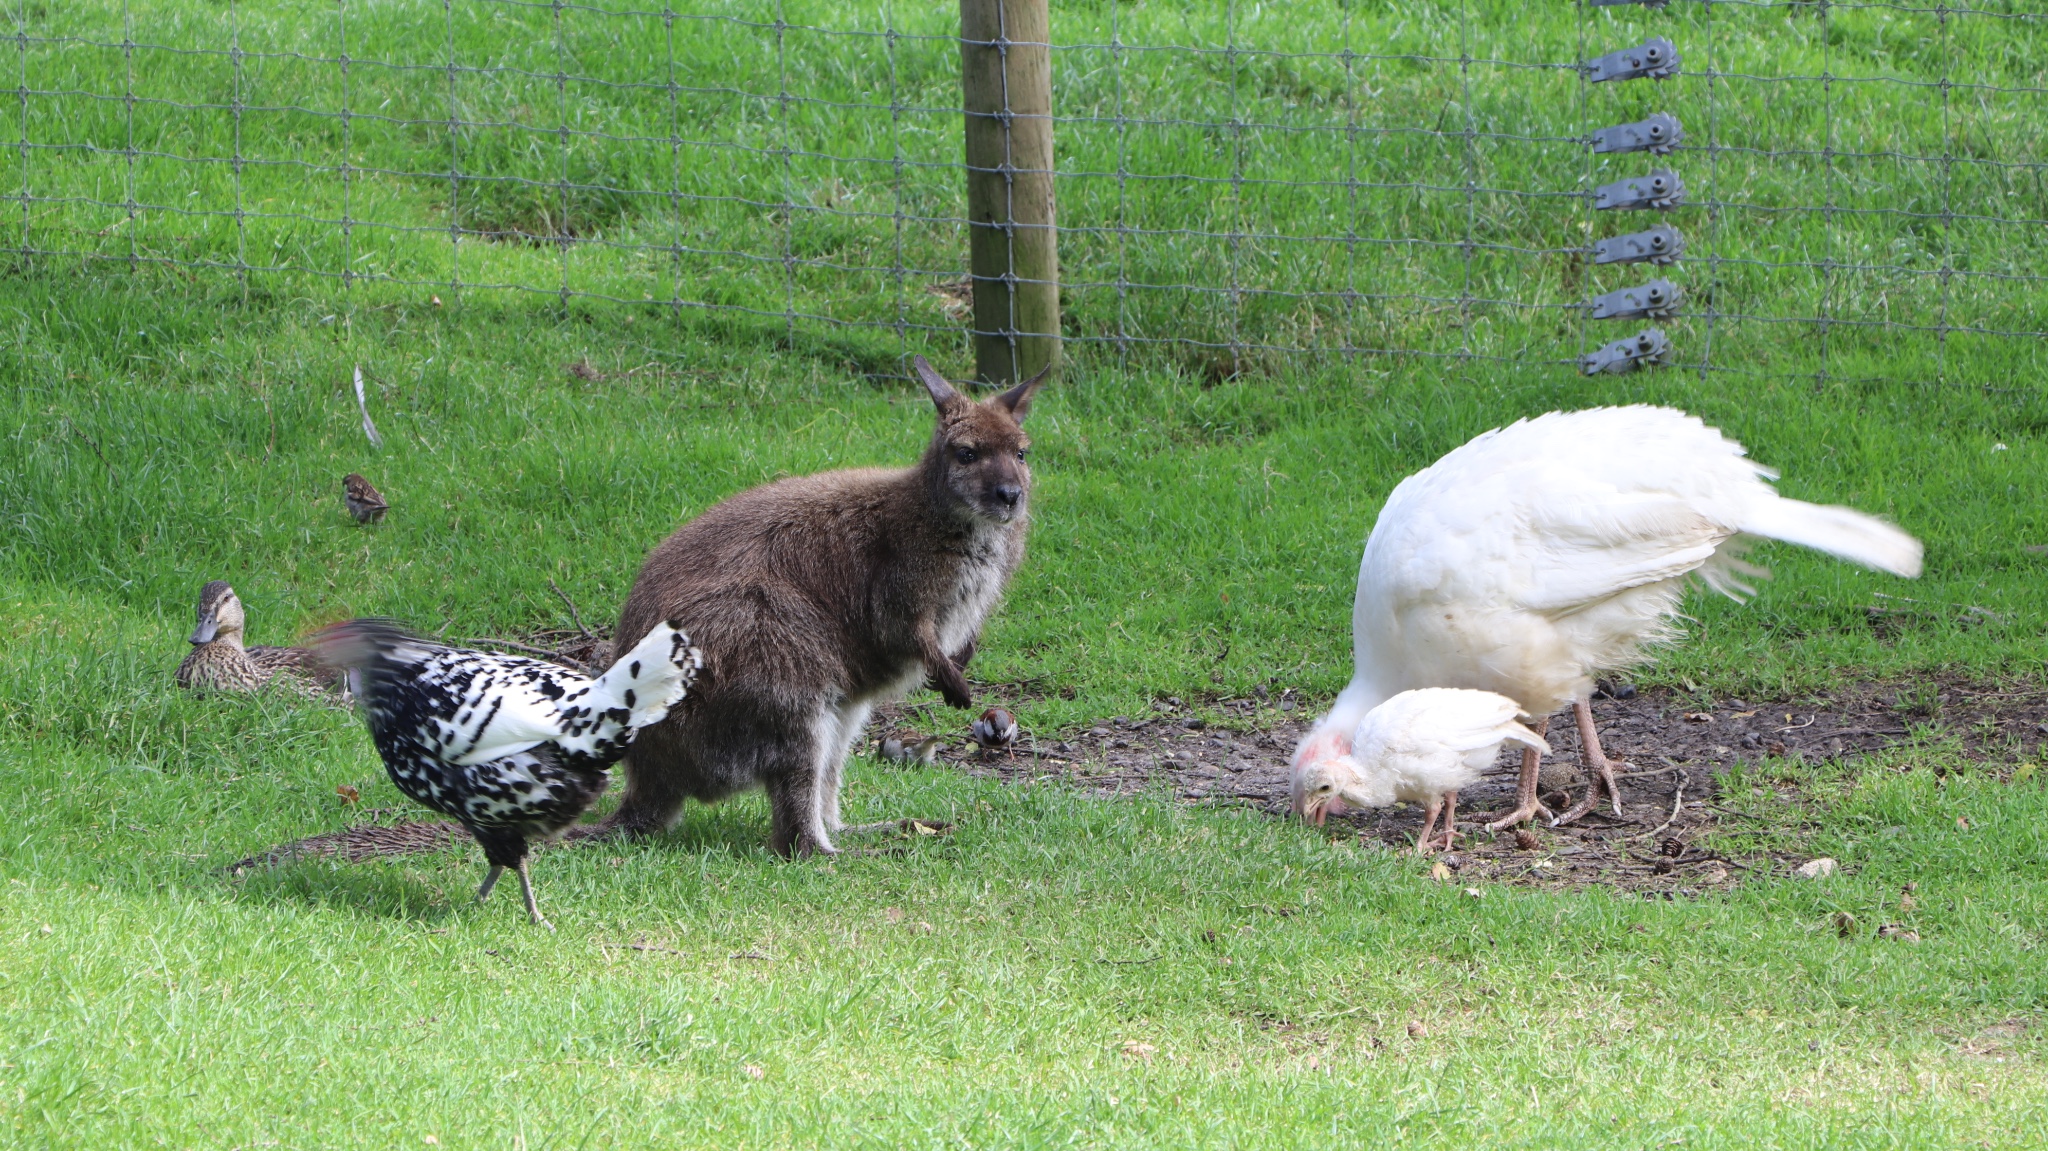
[992,363,1051,423]
[912,356,966,414]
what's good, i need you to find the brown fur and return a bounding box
[604,357,1048,856]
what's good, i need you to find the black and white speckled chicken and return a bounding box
[312,617,702,928]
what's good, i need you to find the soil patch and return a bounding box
[232,672,2048,897]
[877,675,2048,895]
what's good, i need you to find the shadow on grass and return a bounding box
[216,795,802,921]
[228,856,465,924]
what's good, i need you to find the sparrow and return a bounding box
[971,707,1018,757]
[880,736,942,765]
[343,473,390,524]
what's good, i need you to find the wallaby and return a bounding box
[601,356,1048,856]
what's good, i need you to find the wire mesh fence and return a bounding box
[12,0,2048,388]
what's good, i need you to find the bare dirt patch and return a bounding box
[879,676,2048,896]
[232,673,2048,896]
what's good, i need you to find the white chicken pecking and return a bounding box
[1293,405,1922,832]
[1292,688,1550,853]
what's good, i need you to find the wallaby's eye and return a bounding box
[1016,448,1028,461]
[954,446,977,464]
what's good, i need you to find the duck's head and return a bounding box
[190,580,247,647]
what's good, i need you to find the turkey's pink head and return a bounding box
[1289,729,1356,825]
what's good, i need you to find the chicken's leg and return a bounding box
[477,865,505,903]
[1551,698,1626,827]
[1415,796,1443,856]
[515,858,554,931]
[1483,716,1553,831]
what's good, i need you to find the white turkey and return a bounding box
[1292,688,1550,853]
[1292,406,1921,832]
[312,618,702,928]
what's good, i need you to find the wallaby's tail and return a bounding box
[1742,496,1923,578]
[588,619,703,731]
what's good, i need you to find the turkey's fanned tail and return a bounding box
[1742,496,1924,579]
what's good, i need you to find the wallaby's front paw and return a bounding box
[941,685,973,710]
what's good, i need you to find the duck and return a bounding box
[1291,688,1550,853]
[174,581,322,694]
[1292,406,1921,832]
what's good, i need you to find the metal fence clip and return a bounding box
[1595,170,1685,211]
[1588,278,1681,320]
[1593,224,1684,265]
[1586,37,1680,83]
[1581,327,1673,375]
[1591,112,1683,156]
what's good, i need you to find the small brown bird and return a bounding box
[971,707,1018,757]
[343,473,389,524]
[175,580,323,694]
[879,736,942,765]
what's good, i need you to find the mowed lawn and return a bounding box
[0,272,2046,1149]
[6,0,2048,1142]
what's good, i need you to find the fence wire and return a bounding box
[9,1,2048,388]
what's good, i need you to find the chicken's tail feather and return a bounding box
[588,620,703,731]
[1742,496,1923,579]
[307,617,441,699]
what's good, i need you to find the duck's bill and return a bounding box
[189,619,219,644]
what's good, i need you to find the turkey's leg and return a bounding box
[1439,791,1460,853]
[1551,698,1626,826]
[1415,796,1443,856]
[515,858,553,931]
[1484,716,1554,831]
[476,865,505,903]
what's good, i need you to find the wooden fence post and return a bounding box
[959,0,1058,385]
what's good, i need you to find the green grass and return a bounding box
[4,271,2048,1148]
[13,0,2048,382]
[5,0,2048,1146]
